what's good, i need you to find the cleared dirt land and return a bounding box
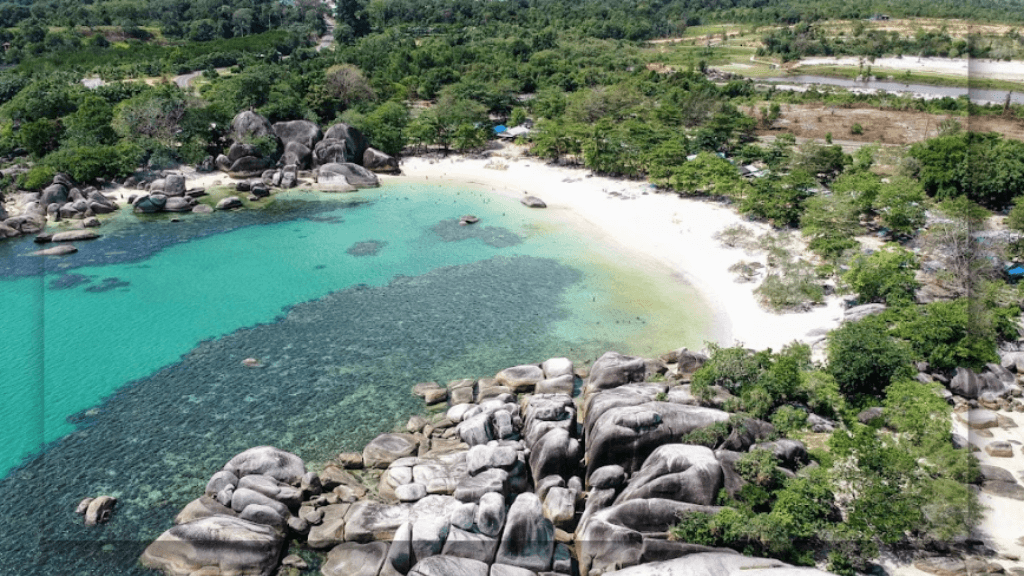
[748,103,1024,145]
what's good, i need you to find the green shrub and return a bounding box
[850,123,864,135]
[770,405,808,435]
[892,300,999,371]
[842,244,920,306]
[827,316,914,399]
[754,261,825,311]
[43,142,143,183]
[18,165,55,191]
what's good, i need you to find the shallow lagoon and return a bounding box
[0,182,711,574]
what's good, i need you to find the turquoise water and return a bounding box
[0,182,711,574]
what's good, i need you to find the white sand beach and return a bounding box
[390,151,844,354]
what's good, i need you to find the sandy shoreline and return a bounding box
[387,152,844,354]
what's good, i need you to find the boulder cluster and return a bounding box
[0,172,118,240]
[212,111,397,192]
[141,350,834,576]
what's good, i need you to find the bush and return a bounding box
[892,300,999,371]
[43,142,143,183]
[18,164,55,191]
[771,405,808,435]
[850,123,864,135]
[827,316,914,399]
[842,244,919,306]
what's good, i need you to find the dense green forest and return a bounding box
[3,0,1024,571]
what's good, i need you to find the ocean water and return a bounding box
[0,182,712,574]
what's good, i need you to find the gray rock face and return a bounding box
[364,433,420,469]
[495,493,555,572]
[535,375,574,396]
[950,367,1013,400]
[173,496,237,525]
[749,439,808,470]
[164,174,186,196]
[586,352,648,395]
[164,196,193,212]
[588,465,626,490]
[495,365,545,393]
[409,555,490,576]
[322,541,390,576]
[443,526,500,564]
[29,244,77,256]
[467,444,519,476]
[307,503,351,548]
[455,468,509,503]
[229,156,273,177]
[529,428,580,487]
[585,403,731,478]
[542,487,577,530]
[273,120,323,151]
[228,142,260,163]
[83,495,117,526]
[319,162,380,188]
[51,230,100,242]
[364,147,400,173]
[323,123,370,164]
[205,470,239,505]
[140,516,285,576]
[229,488,289,524]
[476,491,507,537]
[412,516,450,565]
[41,184,69,206]
[282,141,312,170]
[616,444,723,506]
[603,551,834,576]
[223,446,306,485]
[237,474,302,509]
[216,196,243,210]
[231,111,275,143]
[576,499,722,576]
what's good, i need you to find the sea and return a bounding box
[0,181,712,574]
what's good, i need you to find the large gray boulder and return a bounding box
[585,352,648,395]
[528,428,580,487]
[322,541,390,576]
[318,162,380,188]
[950,367,1012,399]
[576,499,722,576]
[140,516,285,576]
[228,142,260,163]
[603,551,834,576]
[364,433,420,469]
[442,526,500,564]
[495,364,546,394]
[323,123,369,164]
[164,174,186,196]
[364,147,400,173]
[237,474,302,509]
[41,184,68,206]
[273,119,323,151]
[409,555,490,576]
[173,496,237,525]
[228,156,273,178]
[222,446,306,485]
[615,444,723,506]
[282,141,312,170]
[494,493,555,572]
[585,403,731,478]
[231,111,275,143]
[476,491,507,537]
[308,503,352,549]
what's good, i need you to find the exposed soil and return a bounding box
[748,103,1024,145]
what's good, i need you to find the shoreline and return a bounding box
[387,151,844,354]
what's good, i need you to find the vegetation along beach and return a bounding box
[2,0,1024,575]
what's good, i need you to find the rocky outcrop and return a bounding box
[142,351,848,576]
[322,123,369,165]
[364,147,400,173]
[318,162,380,189]
[603,552,834,576]
[273,120,323,152]
[141,516,285,576]
[231,111,275,143]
